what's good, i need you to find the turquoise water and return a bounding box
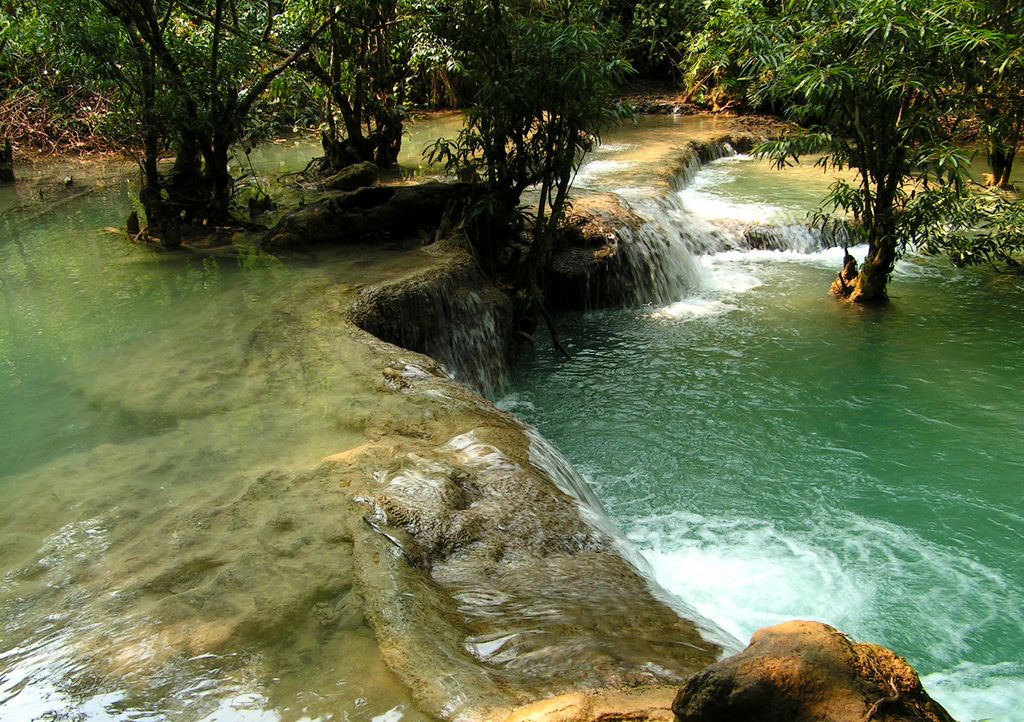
[3,117,1021,721]
[0,132,459,721]
[505,155,1024,721]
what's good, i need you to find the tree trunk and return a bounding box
[138,48,182,247]
[206,134,233,221]
[988,141,1016,189]
[831,236,896,305]
[0,140,14,183]
[373,114,403,168]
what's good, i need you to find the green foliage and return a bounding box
[427,0,631,282]
[0,2,126,149]
[285,0,449,169]
[758,2,962,223]
[604,0,707,78]
[907,184,1024,270]
[933,0,1024,188]
[685,0,1023,300]
[683,0,775,108]
[17,0,334,232]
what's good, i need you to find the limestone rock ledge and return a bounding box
[348,236,513,395]
[321,336,722,720]
[262,181,462,248]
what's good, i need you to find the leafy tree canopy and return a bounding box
[686,0,1024,300]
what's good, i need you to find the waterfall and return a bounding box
[350,241,513,396]
[603,141,848,307]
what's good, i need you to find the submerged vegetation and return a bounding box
[1,0,1022,302]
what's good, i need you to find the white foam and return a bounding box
[628,512,872,643]
[681,190,790,225]
[651,297,738,321]
[698,261,765,294]
[576,160,638,187]
[648,254,763,321]
[922,662,1024,722]
[893,255,947,279]
[494,394,537,415]
[708,243,867,268]
[679,158,803,227]
[592,143,635,155]
[624,508,1022,719]
[371,705,406,722]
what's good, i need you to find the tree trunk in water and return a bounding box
[0,140,14,183]
[207,138,232,221]
[139,70,182,247]
[169,135,204,219]
[988,142,1016,189]
[830,237,896,305]
[374,116,403,168]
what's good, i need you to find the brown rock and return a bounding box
[672,621,956,722]
[547,194,646,310]
[264,182,463,247]
[323,160,380,191]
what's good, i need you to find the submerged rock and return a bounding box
[672,620,956,722]
[323,160,380,191]
[500,686,678,722]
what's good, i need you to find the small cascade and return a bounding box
[420,285,512,395]
[350,243,513,396]
[600,140,847,306]
[740,222,849,253]
[666,139,740,190]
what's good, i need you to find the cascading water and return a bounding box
[508,136,1024,722]
[600,145,850,310]
[525,425,741,656]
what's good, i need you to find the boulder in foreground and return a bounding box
[673,620,956,722]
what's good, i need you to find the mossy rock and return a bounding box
[324,161,380,192]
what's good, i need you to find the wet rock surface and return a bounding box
[331,355,721,720]
[672,621,957,722]
[499,686,678,722]
[349,236,514,394]
[547,194,647,310]
[263,181,462,247]
[323,160,380,191]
